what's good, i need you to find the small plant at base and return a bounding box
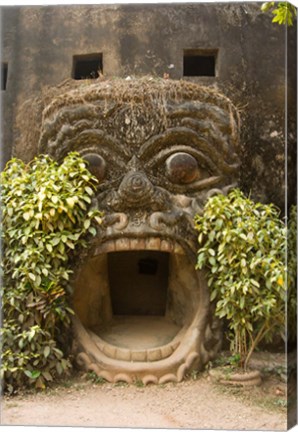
[190,369,200,380]
[87,371,107,385]
[114,381,128,388]
[0,152,103,393]
[134,378,145,388]
[194,189,286,370]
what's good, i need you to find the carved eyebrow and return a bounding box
[39,103,124,156]
[40,104,100,148]
[168,102,232,131]
[39,106,130,164]
[139,127,212,158]
[139,127,223,167]
[56,129,129,161]
[168,101,240,148]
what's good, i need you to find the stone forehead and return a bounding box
[42,78,238,118]
[38,78,240,158]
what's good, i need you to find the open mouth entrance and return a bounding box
[72,242,198,357]
[72,240,212,383]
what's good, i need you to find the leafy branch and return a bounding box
[261,2,297,26]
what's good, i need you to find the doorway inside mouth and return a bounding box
[108,250,169,316]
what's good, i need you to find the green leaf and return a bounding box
[42,268,49,277]
[28,272,36,281]
[66,197,76,208]
[85,186,93,196]
[24,370,40,380]
[208,257,216,266]
[51,237,60,246]
[88,226,97,236]
[44,346,51,358]
[23,212,31,221]
[46,243,53,253]
[84,219,91,230]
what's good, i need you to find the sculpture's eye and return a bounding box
[84,153,106,181]
[165,152,200,184]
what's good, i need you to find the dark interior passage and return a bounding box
[108,251,169,316]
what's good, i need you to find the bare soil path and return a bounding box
[1,371,287,430]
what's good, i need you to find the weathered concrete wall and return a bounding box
[1,2,296,209]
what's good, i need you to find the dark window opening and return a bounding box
[1,63,8,90]
[108,251,169,316]
[183,50,217,77]
[72,53,103,80]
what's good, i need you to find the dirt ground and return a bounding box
[1,366,289,431]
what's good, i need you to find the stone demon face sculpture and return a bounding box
[38,79,240,384]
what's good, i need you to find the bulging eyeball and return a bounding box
[83,153,106,181]
[166,152,200,184]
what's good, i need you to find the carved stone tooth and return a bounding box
[160,240,173,252]
[174,243,184,255]
[172,341,180,351]
[147,348,162,362]
[137,238,146,250]
[115,238,130,251]
[94,340,105,352]
[131,351,147,362]
[146,238,161,250]
[129,238,140,250]
[115,348,131,361]
[160,345,174,359]
[103,344,117,358]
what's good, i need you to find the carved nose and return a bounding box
[118,170,154,206]
[127,173,148,193]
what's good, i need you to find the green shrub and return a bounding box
[287,205,297,342]
[194,189,286,370]
[0,152,102,393]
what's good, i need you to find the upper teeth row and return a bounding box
[93,237,184,255]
